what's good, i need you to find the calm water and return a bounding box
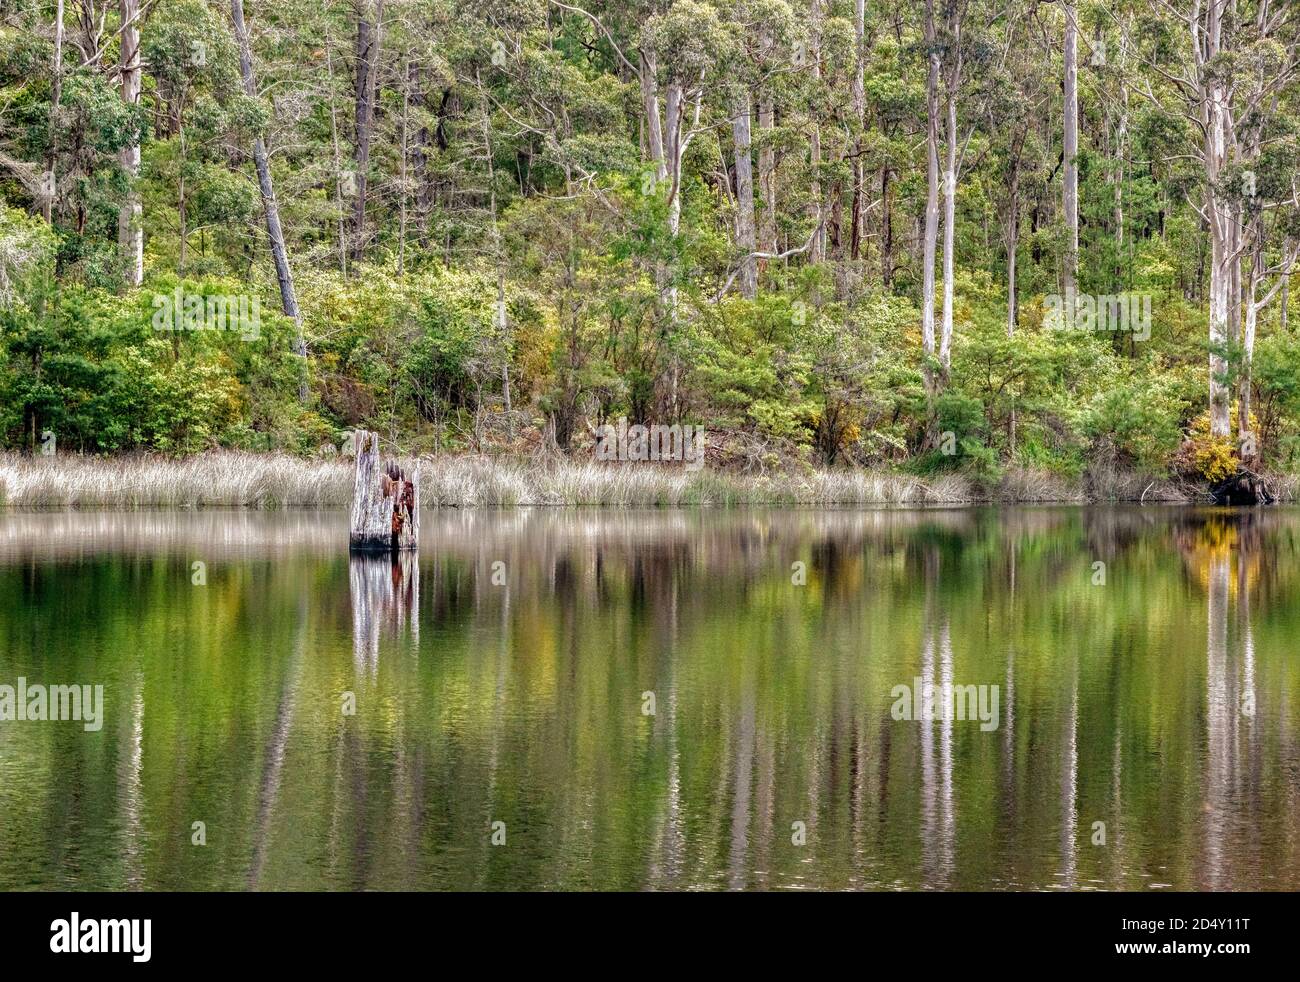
[0,506,1297,891]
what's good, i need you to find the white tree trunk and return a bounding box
[809,0,824,263]
[731,89,757,299]
[1202,0,1232,437]
[921,0,940,397]
[1063,2,1078,295]
[117,0,143,285]
[850,0,866,259]
[940,71,959,373]
[758,93,775,256]
[1208,217,1232,437]
[1007,162,1019,336]
[1239,272,1257,451]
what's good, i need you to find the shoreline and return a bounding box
[0,451,1289,510]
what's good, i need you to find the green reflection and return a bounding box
[0,507,1296,891]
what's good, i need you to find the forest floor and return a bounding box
[2,452,1288,509]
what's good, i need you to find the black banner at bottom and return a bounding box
[0,890,1279,969]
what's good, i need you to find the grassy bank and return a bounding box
[0,452,1261,509]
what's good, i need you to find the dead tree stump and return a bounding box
[349,430,419,552]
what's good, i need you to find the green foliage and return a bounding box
[0,0,1297,488]
[1085,373,1188,474]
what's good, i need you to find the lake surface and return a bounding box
[0,506,1297,891]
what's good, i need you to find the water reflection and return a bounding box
[0,506,1298,890]
[351,552,419,675]
[1171,512,1267,891]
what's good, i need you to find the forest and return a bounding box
[3,0,1300,493]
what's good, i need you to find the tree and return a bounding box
[118,0,144,285]
[1062,0,1078,295]
[229,0,308,402]
[1133,0,1300,438]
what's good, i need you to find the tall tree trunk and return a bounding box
[42,0,64,224]
[732,88,758,300]
[1113,18,1128,286]
[326,39,348,275]
[808,0,824,264]
[1007,158,1019,336]
[921,0,941,407]
[638,47,685,415]
[475,68,512,438]
[1239,240,1259,455]
[1063,2,1078,295]
[411,71,432,247]
[1282,241,1291,333]
[231,0,308,404]
[498,271,512,438]
[177,126,187,271]
[639,49,667,181]
[397,56,410,276]
[939,29,962,377]
[1228,207,1241,344]
[881,165,893,286]
[1208,208,1232,438]
[1204,2,1230,438]
[849,0,866,261]
[351,0,385,263]
[758,93,775,259]
[117,0,143,286]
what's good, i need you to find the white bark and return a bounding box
[809,0,824,263]
[939,11,963,374]
[922,0,940,395]
[758,93,775,256]
[850,0,866,259]
[117,0,143,285]
[1203,3,1232,438]
[1063,3,1078,295]
[1007,159,1019,336]
[732,89,757,299]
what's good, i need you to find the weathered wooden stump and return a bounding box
[349,430,420,552]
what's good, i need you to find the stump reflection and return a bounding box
[350,551,420,674]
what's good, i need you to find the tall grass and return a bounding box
[420,457,958,506]
[0,451,1240,509]
[0,452,353,509]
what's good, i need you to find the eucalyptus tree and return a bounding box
[1061,0,1078,294]
[1130,0,1300,439]
[118,0,144,285]
[920,0,998,391]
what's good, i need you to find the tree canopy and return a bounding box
[3,0,1300,484]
